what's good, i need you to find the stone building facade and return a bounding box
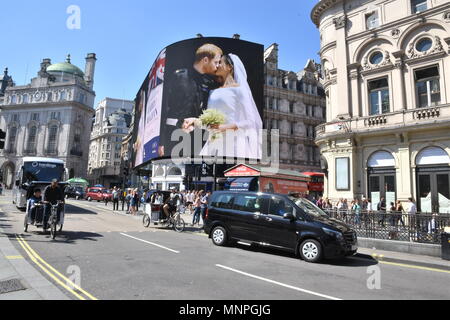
[88,98,133,187]
[0,54,97,188]
[264,44,326,172]
[312,0,450,213]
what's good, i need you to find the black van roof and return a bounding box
[212,190,291,198]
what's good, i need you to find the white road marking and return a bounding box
[215,264,342,301]
[120,233,180,254]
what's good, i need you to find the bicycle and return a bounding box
[143,206,185,233]
[46,200,64,240]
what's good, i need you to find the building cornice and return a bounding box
[311,0,344,28]
[0,100,95,114]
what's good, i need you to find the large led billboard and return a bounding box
[132,37,264,168]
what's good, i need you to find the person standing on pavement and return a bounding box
[395,200,405,228]
[112,187,120,211]
[125,189,132,213]
[200,191,210,225]
[407,197,418,240]
[192,191,202,226]
[377,197,387,227]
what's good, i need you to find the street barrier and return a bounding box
[322,208,450,245]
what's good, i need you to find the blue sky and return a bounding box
[1,0,320,106]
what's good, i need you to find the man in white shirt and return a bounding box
[407,197,417,240]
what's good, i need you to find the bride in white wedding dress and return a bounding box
[199,54,263,159]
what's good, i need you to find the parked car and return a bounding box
[86,188,107,202]
[204,191,358,263]
[64,186,85,200]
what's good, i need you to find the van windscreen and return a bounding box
[290,197,328,218]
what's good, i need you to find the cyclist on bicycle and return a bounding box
[163,189,179,220]
[43,179,65,227]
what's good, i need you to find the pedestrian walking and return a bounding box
[192,191,202,226]
[200,191,210,225]
[112,187,120,211]
[352,199,361,225]
[395,200,405,228]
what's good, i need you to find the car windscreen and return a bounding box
[290,197,329,218]
[23,162,64,182]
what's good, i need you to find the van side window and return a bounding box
[211,194,234,209]
[270,197,294,217]
[233,195,269,214]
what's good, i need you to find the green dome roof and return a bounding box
[46,55,84,77]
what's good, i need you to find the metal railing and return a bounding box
[323,208,450,245]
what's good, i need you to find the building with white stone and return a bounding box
[264,44,326,172]
[312,0,450,213]
[0,54,97,188]
[88,98,133,187]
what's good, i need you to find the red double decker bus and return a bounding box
[301,172,325,198]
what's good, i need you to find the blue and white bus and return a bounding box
[13,157,67,210]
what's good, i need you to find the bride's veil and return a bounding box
[229,54,263,158]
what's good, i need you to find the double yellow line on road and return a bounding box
[15,234,98,300]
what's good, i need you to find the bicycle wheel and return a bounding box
[173,215,185,233]
[23,215,28,233]
[50,218,57,240]
[143,214,151,228]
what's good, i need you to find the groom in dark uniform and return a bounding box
[158,44,223,157]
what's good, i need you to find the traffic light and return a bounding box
[0,129,6,150]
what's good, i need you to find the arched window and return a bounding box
[27,126,37,151]
[416,147,450,166]
[154,167,164,177]
[416,147,450,213]
[168,167,182,176]
[47,125,58,153]
[367,151,396,210]
[368,151,395,167]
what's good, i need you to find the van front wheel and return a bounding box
[299,239,322,263]
[211,226,227,247]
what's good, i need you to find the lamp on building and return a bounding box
[233,34,241,40]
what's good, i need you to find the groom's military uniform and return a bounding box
[159,67,219,157]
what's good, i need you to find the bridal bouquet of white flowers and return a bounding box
[197,109,227,141]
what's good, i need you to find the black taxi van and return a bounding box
[204,191,358,263]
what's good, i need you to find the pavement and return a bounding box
[0,205,68,300]
[1,192,449,300]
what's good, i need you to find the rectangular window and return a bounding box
[368,78,390,115]
[366,11,379,30]
[31,113,39,121]
[50,112,60,120]
[411,0,427,13]
[336,157,350,190]
[415,66,440,108]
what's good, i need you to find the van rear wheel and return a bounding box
[299,239,322,263]
[211,226,227,247]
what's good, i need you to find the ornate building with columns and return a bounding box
[312,0,450,213]
[0,54,97,188]
[88,97,133,187]
[264,44,326,172]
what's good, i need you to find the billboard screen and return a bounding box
[132,37,264,168]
